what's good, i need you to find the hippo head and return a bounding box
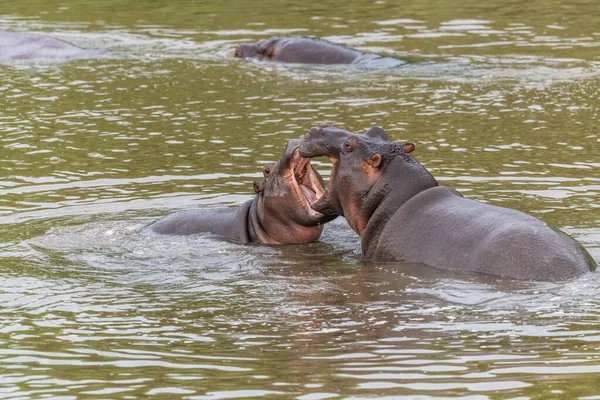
[299,125,418,236]
[234,37,281,60]
[255,138,337,243]
[234,43,261,59]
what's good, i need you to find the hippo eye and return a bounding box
[343,141,354,153]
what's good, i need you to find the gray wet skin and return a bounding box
[144,139,336,244]
[234,36,406,68]
[0,30,98,61]
[299,125,598,281]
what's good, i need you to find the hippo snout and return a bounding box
[304,126,325,139]
[298,139,326,158]
[299,124,353,158]
[234,44,260,59]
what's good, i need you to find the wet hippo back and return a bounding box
[235,36,406,68]
[0,30,97,61]
[374,186,596,281]
[267,37,361,64]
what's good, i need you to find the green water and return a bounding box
[1,1,600,399]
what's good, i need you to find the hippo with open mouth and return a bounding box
[234,36,406,69]
[298,124,597,281]
[144,139,336,244]
[0,29,98,61]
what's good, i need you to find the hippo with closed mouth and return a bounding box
[0,29,98,61]
[234,36,406,69]
[298,124,597,281]
[144,139,336,244]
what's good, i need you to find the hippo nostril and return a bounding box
[307,126,325,138]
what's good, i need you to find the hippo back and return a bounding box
[373,186,596,281]
[0,30,97,61]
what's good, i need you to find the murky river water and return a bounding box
[1,0,600,398]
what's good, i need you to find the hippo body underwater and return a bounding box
[234,36,406,69]
[298,125,597,281]
[144,139,336,244]
[0,29,98,61]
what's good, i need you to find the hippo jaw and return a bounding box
[291,150,320,204]
[256,139,336,244]
[298,125,351,217]
[281,141,333,224]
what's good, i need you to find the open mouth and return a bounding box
[289,148,325,208]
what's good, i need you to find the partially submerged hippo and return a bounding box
[144,139,336,244]
[0,29,98,61]
[234,36,406,68]
[299,125,597,281]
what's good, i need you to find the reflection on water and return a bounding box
[1,0,600,398]
[3,219,600,399]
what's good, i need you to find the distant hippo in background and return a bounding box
[234,36,406,69]
[299,125,597,281]
[0,29,98,61]
[144,139,337,244]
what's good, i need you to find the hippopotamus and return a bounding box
[298,125,597,281]
[144,139,336,244]
[0,30,98,61]
[234,36,406,68]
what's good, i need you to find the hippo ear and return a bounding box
[367,154,382,168]
[365,126,390,142]
[402,142,415,153]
